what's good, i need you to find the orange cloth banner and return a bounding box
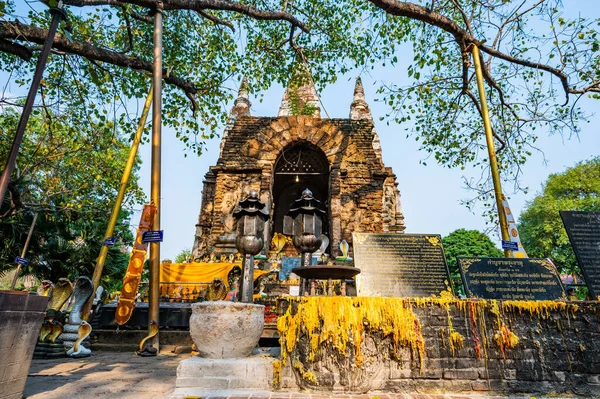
[160,262,269,292]
[116,204,156,325]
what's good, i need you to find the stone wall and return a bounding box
[276,297,600,397]
[0,292,49,399]
[192,115,406,260]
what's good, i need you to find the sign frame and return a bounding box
[353,232,454,298]
[560,210,600,299]
[142,230,164,244]
[501,240,519,251]
[458,257,566,301]
[14,256,29,266]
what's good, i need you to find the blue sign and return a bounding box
[14,256,28,266]
[142,230,164,243]
[502,240,519,251]
[280,257,301,281]
[279,256,318,281]
[103,237,116,247]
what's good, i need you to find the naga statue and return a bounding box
[136,320,159,357]
[46,278,73,321]
[58,276,94,355]
[37,280,54,297]
[33,321,53,359]
[46,321,66,358]
[66,321,92,358]
[33,320,66,359]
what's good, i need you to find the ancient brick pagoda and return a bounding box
[191,77,406,261]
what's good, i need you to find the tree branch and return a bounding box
[0,39,32,61]
[367,0,600,103]
[0,20,197,96]
[195,10,235,32]
[59,0,309,32]
[449,0,473,36]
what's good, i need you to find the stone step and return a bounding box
[91,342,192,354]
[168,388,272,399]
[91,328,193,352]
[175,355,275,392]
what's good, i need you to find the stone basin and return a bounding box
[189,301,264,359]
[292,264,361,280]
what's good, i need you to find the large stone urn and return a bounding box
[189,301,264,358]
[0,291,49,399]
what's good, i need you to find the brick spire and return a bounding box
[231,77,251,118]
[220,77,251,156]
[350,77,382,161]
[349,76,372,120]
[278,66,321,118]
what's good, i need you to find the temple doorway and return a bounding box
[272,143,330,241]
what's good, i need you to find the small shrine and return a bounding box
[191,75,406,262]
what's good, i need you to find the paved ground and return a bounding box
[24,351,189,399]
[24,352,587,399]
[169,393,581,399]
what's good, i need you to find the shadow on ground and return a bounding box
[24,351,190,399]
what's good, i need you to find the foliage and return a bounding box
[175,248,192,263]
[1,0,382,154]
[1,0,599,221]
[0,107,145,284]
[442,228,503,288]
[367,0,600,222]
[518,157,600,276]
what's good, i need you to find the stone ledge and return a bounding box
[168,390,592,399]
[176,355,275,391]
[168,388,272,399]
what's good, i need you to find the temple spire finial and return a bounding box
[350,77,382,160]
[220,77,250,157]
[350,76,372,120]
[278,64,321,118]
[231,77,251,118]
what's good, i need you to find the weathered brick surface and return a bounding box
[192,115,406,260]
[277,300,600,397]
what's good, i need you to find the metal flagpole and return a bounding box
[471,44,512,257]
[0,5,66,206]
[10,212,39,290]
[82,85,153,321]
[148,1,164,352]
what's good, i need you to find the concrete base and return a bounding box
[169,388,272,399]
[174,355,275,393]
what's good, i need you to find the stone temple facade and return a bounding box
[191,77,405,260]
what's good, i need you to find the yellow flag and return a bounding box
[501,194,528,258]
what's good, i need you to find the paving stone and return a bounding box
[23,351,596,399]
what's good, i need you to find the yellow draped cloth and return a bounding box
[160,262,269,292]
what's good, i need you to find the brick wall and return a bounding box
[277,298,600,396]
[192,116,406,259]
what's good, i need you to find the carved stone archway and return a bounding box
[272,143,330,243]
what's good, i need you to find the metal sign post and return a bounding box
[471,44,512,257]
[81,86,153,321]
[10,212,38,290]
[148,1,164,352]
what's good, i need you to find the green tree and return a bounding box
[1,0,599,217]
[0,107,145,285]
[518,157,600,276]
[175,248,192,263]
[442,228,503,289]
